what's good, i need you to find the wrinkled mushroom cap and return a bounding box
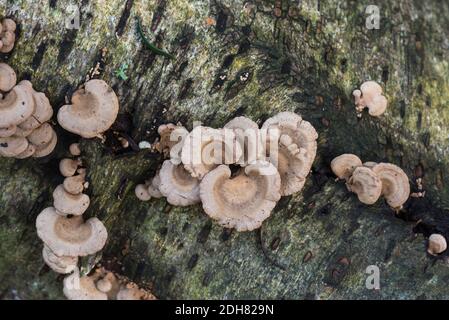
[36,207,108,257]
[57,79,119,138]
[200,161,281,232]
[347,167,382,205]
[53,185,90,216]
[372,163,410,208]
[0,82,35,128]
[331,154,363,180]
[63,270,108,300]
[42,245,78,274]
[159,160,200,206]
[427,234,447,256]
[0,62,16,92]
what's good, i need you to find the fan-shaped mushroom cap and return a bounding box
[372,163,410,208]
[353,81,388,117]
[0,63,16,92]
[181,126,242,179]
[17,81,53,131]
[331,154,363,180]
[427,234,447,256]
[200,160,281,232]
[57,79,119,138]
[0,136,28,157]
[53,185,90,216]
[0,124,16,138]
[36,207,107,257]
[69,143,81,156]
[262,113,318,196]
[224,116,264,165]
[42,245,78,274]
[0,82,35,128]
[63,173,86,195]
[59,158,82,177]
[347,167,382,205]
[159,160,200,206]
[63,269,108,300]
[32,129,57,158]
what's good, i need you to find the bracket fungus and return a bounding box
[262,112,318,196]
[347,167,382,205]
[0,18,16,53]
[331,154,363,180]
[372,163,410,209]
[159,160,200,206]
[57,79,119,138]
[427,234,447,256]
[36,207,107,257]
[199,161,281,232]
[353,81,388,117]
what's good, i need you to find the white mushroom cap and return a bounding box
[181,126,242,179]
[353,81,388,117]
[372,163,410,208]
[69,143,81,156]
[427,234,447,256]
[0,124,16,138]
[331,154,363,180]
[59,158,82,177]
[32,129,57,158]
[53,184,90,216]
[0,136,28,157]
[224,116,264,166]
[63,173,86,195]
[36,207,108,257]
[0,20,16,53]
[17,80,53,131]
[347,167,382,205]
[158,160,200,206]
[135,184,151,201]
[200,160,281,232]
[15,143,36,159]
[27,122,53,146]
[42,245,78,274]
[63,269,108,300]
[57,79,119,138]
[13,125,33,138]
[0,82,35,128]
[0,63,16,92]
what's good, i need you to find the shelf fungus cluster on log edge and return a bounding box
[0,63,57,158]
[136,112,318,232]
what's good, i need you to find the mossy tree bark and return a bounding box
[1,0,449,299]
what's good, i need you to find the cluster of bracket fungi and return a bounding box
[136,112,318,232]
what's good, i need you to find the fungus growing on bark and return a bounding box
[57,79,119,138]
[59,158,82,177]
[158,160,200,206]
[347,167,382,205]
[135,171,163,201]
[353,81,388,117]
[200,160,281,231]
[372,163,410,209]
[36,207,108,257]
[427,234,447,256]
[0,62,16,92]
[331,154,363,180]
[53,185,90,216]
[42,245,78,274]
[0,18,16,53]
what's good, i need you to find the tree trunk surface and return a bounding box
[1,0,449,299]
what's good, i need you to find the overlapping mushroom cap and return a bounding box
[353,81,388,117]
[53,185,90,216]
[372,163,410,208]
[57,79,119,138]
[0,62,16,92]
[42,245,78,274]
[262,112,318,195]
[17,80,53,131]
[0,18,16,53]
[0,80,34,128]
[347,167,382,205]
[36,207,108,257]
[331,154,362,180]
[200,160,281,231]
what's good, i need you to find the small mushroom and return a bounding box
[57,79,119,138]
[17,80,53,131]
[36,207,108,257]
[0,62,16,91]
[427,234,447,256]
[63,269,108,300]
[42,245,78,274]
[59,158,82,177]
[53,185,90,216]
[69,143,81,156]
[63,173,86,195]
[372,163,410,209]
[0,82,35,128]
[199,160,281,232]
[0,19,16,53]
[331,154,363,180]
[158,160,200,206]
[347,167,382,205]
[135,183,151,201]
[353,81,388,117]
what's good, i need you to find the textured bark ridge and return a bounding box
[1,0,449,299]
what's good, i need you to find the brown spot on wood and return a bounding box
[270,237,281,250]
[303,251,313,263]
